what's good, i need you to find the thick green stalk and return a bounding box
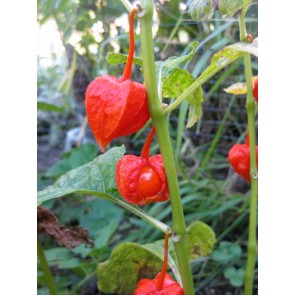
[139,1,194,294]
[239,10,258,295]
[37,236,58,295]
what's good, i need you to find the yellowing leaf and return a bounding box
[223,82,247,95]
[223,76,258,95]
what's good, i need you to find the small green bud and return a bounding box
[189,0,218,21]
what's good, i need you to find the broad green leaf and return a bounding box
[107,52,143,66]
[162,68,204,128]
[224,266,245,287]
[37,146,125,205]
[189,0,217,21]
[97,242,163,295]
[227,38,258,58]
[211,241,242,264]
[219,0,243,18]
[46,144,98,177]
[37,101,64,112]
[162,68,195,99]
[186,221,216,259]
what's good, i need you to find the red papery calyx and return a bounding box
[116,127,169,205]
[85,8,150,151]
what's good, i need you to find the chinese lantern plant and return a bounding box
[37,0,258,294]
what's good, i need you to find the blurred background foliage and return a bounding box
[37,0,258,294]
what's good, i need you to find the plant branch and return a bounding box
[119,0,133,12]
[138,1,194,294]
[239,9,258,295]
[37,236,58,295]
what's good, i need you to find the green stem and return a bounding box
[119,0,133,12]
[239,10,258,295]
[139,1,194,294]
[164,53,242,114]
[37,236,58,295]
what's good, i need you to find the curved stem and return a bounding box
[239,10,258,295]
[156,232,171,290]
[141,126,155,160]
[121,8,138,81]
[37,236,58,295]
[138,1,194,294]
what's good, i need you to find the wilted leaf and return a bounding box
[186,221,216,259]
[38,206,93,248]
[97,242,163,295]
[224,81,247,94]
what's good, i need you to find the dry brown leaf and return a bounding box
[37,206,93,249]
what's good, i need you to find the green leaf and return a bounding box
[44,247,72,264]
[218,0,244,18]
[186,221,216,259]
[97,242,163,295]
[224,266,245,287]
[71,199,123,257]
[186,87,204,128]
[189,0,217,21]
[211,241,242,264]
[37,146,125,205]
[162,68,204,128]
[46,144,98,178]
[107,52,143,66]
[157,41,199,78]
[227,38,258,58]
[37,101,64,112]
[37,146,167,234]
[58,258,81,269]
[162,68,195,99]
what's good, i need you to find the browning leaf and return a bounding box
[37,206,93,249]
